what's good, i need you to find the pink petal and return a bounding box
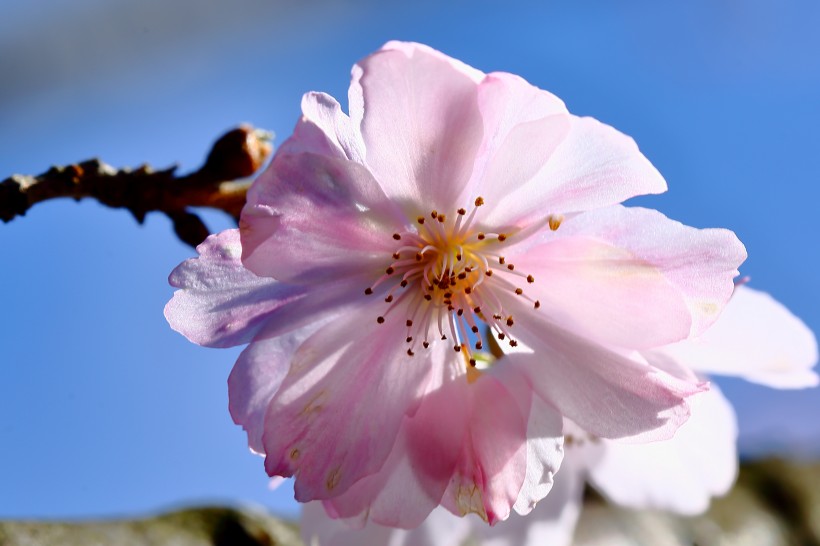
[322,418,451,529]
[434,371,533,525]
[480,453,585,546]
[261,301,443,502]
[241,148,401,283]
[516,205,747,343]
[587,386,738,515]
[513,235,692,351]
[228,321,326,454]
[164,229,307,348]
[657,285,819,388]
[295,92,366,163]
[350,41,485,211]
[504,297,705,441]
[322,362,498,529]
[483,116,667,226]
[465,71,570,212]
[325,365,557,529]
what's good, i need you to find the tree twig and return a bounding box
[0,125,273,247]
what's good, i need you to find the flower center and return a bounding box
[364,197,551,368]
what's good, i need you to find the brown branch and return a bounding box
[0,125,273,247]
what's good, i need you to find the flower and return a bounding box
[165,41,746,526]
[300,285,819,546]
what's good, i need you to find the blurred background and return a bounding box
[1,0,818,521]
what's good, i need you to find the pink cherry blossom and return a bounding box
[301,285,818,545]
[165,41,746,526]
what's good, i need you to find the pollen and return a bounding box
[326,468,342,491]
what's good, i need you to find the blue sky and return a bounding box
[1,0,818,520]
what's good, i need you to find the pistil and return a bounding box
[363,197,556,369]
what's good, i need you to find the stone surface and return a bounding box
[0,506,302,546]
[574,459,820,546]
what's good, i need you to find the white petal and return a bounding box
[587,386,738,515]
[657,285,819,388]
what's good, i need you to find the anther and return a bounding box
[386,266,395,275]
[393,233,401,240]
[534,300,541,309]
[431,210,438,219]
[417,216,425,224]
[423,341,430,349]
[392,252,401,260]
[507,264,515,271]
[424,294,432,301]
[477,233,485,240]
[406,319,413,327]
[457,309,464,316]
[400,280,408,287]
[457,208,466,215]
[493,314,502,320]
[456,253,462,261]
[385,295,394,303]
[506,316,515,327]
[475,341,483,350]
[441,334,447,340]
[465,287,472,294]
[469,359,477,367]
[527,275,535,283]
[498,333,506,340]
[475,196,485,207]
[406,336,413,343]
[377,316,385,324]
[499,257,506,265]
[364,287,373,295]
[454,345,462,352]
[471,325,479,333]
[485,270,493,277]
[458,272,467,280]
[515,288,523,295]
[415,253,423,261]
[473,306,481,314]
[548,214,564,231]
[437,214,446,223]
[509,340,518,347]
[498,234,507,242]
[407,349,415,356]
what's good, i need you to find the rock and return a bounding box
[0,506,302,546]
[573,459,820,546]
